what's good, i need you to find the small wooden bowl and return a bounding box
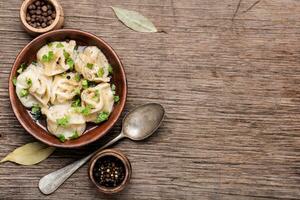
[88,149,132,194]
[9,29,127,148]
[20,0,64,36]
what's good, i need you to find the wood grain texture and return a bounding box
[0,0,300,199]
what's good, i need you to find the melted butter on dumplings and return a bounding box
[81,83,114,122]
[37,40,76,76]
[75,46,110,83]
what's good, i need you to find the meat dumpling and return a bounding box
[42,104,86,141]
[37,40,77,76]
[75,46,110,83]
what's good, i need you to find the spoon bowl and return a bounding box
[122,103,165,141]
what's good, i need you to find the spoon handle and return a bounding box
[39,133,124,195]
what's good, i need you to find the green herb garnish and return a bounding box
[56,43,64,48]
[42,51,54,62]
[74,74,81,82]
[73,88,81,95]
[114,95,120,103]
[31,104,41,120]
[26,78,32,87]
[97,68,104,77]
[63,50,70,60]
[31,61,37,66]
[58,134,66,142]
[70,131,79,140]
[93,90,100,100]
[12,77,17,86]
[47,43,53,47]
[111,84,116,95]
[111,84,116,91]
[71,98,81,107]
[56,116,70,127]
[67,58,74,70]
[82,79,89,89]
[17,63,27,74]
[81,105,91,116]
[86,63,94,69]
[20,89,29,97]
[108,64,113,74]
[95,111,109,123]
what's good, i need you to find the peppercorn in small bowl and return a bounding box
[88,149,132,194]
[20,0,64,36]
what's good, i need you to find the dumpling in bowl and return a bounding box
[80,82,114,122]
[16,63,52,108]
[50,72,81,104]
[42,104,86,141]
[37,40,77,76]
[75,46,111,83]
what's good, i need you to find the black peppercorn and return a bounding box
[92,156,126,188]
[26,0,56,29]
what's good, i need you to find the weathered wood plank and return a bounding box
[1,0,300,199]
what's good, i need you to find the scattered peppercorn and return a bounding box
[93,156,125,188]
[26,0,56,29]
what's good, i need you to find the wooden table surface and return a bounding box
[1,0,300,199]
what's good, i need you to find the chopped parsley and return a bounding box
[63,50,70,59]
[114,95,120,103]
[56,43,64,48]
[86,63,94,69]
[97,68,104,77]
[67,58,74,70]
[71,97,81,107]
[31,61,37,66]
[42,51,54,62]
[81,105,91,116]
[12,77,17,86]
[111,84,116,95]
[73,88,81,95]
[95,112,109,123]
[26,78,32,87]
[47,42,53,47]
[56,115,70,127]
[74,74,81,82]
[70,131,79,140]
[31,104,41,120]
[108,64,113,74]
[82,79,89,89]
[111,84,116,91]
[93,90,100,100]
[17,63,27,74]
[73,104,92,116]
[20,89,29,97]
[58,134,66,142]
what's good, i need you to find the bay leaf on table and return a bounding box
[111,6,158,32]
[0,142,55,165]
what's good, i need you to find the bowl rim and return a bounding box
[88,149,132,193]
[9,29,127,148]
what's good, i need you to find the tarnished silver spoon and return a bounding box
[39,103,165,195]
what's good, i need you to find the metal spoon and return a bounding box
[39,103,165,195]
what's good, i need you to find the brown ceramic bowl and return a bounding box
[9,29,127,148]
[88,149,132,194]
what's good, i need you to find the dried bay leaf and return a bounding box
[111,6,158,32]
[0,142,55,165]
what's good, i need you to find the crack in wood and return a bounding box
[232,0,242,21]
[243,0,261,13]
